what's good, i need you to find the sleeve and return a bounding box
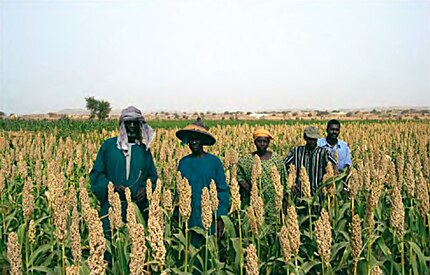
[90,141,110,203]
[215,157,230,217]
[344,143,353,166]
[178,159,184,176]
[145,148,158,191]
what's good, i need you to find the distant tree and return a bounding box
[60,115,70,121]
[0,111,5,116]
[85,96,98,119]
[97,100,111,120]
[85,96,111,120]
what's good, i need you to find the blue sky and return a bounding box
[1,0,429,114]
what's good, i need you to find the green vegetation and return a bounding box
[85,96,112,120]
[0,120,429,274]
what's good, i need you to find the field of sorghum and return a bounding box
[0,119,429,275]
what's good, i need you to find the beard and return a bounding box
[328,133,338,140]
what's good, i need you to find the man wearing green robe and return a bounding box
[176,118,230,244]
[90,106,158,237]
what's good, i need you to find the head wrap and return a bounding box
[117,106,155,151]
[252,129,274,140]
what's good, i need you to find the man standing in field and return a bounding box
[175,118,230,246]
[90,106,158,237]
[284,126,337,197]
[317,119,352,175]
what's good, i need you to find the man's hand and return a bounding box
[114,185,127,201]
[134,186,146,202]
[291,184,300,196]
[239,180,250,193]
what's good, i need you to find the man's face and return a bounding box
[188,134,203,154]
[254,137,270,152]
[304,135,318,150]
[124,120,141,141]
[327,124,340,140]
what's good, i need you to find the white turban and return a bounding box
[116,106,155,151]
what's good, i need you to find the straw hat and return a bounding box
[176,118,216,146]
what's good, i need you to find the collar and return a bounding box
[304,146,318,155]
[322,138,341,149]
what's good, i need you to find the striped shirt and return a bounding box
[284,146,336,196]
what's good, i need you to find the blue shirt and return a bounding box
[178,153,229,232]
[317,138,352,171]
